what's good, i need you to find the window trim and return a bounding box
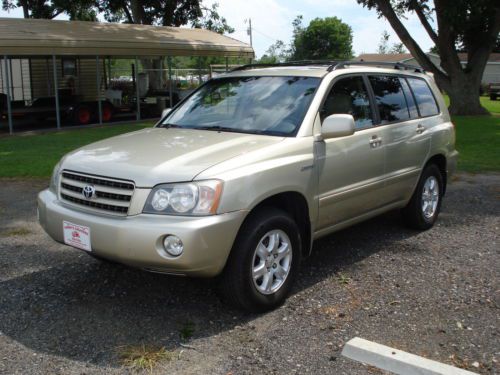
[319,73,377,132]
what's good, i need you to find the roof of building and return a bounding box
[0,18,254,58]
[356,53,500,63]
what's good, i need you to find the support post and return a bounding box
[225,57,229,72]
[159,57,164,89]
[135,56,140,121]
[52,55,61,129]
[3,55,13,135]
[167,56,173,108]
[107,57,112,89]
[96,56,102,125]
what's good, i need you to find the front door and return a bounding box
[316,75,387,230]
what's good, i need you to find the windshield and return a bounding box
[159,76,320,136]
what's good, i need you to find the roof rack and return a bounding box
[230,60,425,74]
[329,61,425,73]
[231,60,341,72]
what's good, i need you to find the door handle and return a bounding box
[369,135,382,148]
[416,124,426,134]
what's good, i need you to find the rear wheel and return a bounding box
[402,164,443,230]
[218,207,301,312]
[102,103,114,122]
[74,105,92,125]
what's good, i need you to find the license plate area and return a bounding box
[63,221,92,252]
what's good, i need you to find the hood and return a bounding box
[61,128,285,187]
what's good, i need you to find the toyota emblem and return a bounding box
[82,185,96,200]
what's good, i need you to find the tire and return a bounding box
[74,105,92,125]
[218,207,302,313]
[102,103,114,122]
[402,164,444,230]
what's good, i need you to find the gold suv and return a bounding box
[38,61,458,312]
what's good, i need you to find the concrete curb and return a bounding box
[342,337,478,375]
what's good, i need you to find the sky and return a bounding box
[0,0,434,58]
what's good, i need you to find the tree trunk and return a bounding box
[140,58,163,91]
[446,75,488,116]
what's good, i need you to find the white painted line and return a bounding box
[341,337,478,375]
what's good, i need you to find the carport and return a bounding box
[0,17,254,134]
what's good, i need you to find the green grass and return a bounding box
[453,115,499,172]
[480,96,500,114]
[0,122,153,177]
[442,95,500,173]
[0,96,498,177]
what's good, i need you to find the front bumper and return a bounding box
[38,189,247,277]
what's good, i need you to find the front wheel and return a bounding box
[402,164,443,230]
[218,207,301,312]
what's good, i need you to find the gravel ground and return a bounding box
[0,174,498,375]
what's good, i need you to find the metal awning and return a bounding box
[0,18,254,57]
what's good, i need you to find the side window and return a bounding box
[400,78,419,119]
[407,77,439,117]
[368,75,410,124]
[321,76,374,129]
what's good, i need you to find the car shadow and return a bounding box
[0,209,424,368]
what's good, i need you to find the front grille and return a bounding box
[59,171,134,215]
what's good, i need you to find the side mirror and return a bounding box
[319,114,355,140]
[161,108,172,118]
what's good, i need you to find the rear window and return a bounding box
[406,77,439,117]
[368,75,410,124]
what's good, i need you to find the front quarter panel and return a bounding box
[195,137,318,226]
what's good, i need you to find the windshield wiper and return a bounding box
[161,123,183,128]
[193,125,247,133]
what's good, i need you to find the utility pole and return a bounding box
[246,18,253,47]
[246,18,253,63]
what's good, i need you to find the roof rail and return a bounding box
[330,61,425,73]
[231,60,341,72]
[229,60,425,74]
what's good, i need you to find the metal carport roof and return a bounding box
[0,18,254,57]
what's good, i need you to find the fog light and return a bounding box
[163,235,184,257]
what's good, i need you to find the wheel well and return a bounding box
[426,154,447,194]
[251,192,312,258]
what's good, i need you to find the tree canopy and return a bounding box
[2,0,98,20]
[356,0,500,115]
[2,0,233,33]
[292,16,353,60]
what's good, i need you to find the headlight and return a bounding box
[49,161,62,194]
[143,180,223,216]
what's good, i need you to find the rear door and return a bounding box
[367,75,432,204]
[316,75,387,230]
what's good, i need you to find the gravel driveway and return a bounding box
[0,174,498,375]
